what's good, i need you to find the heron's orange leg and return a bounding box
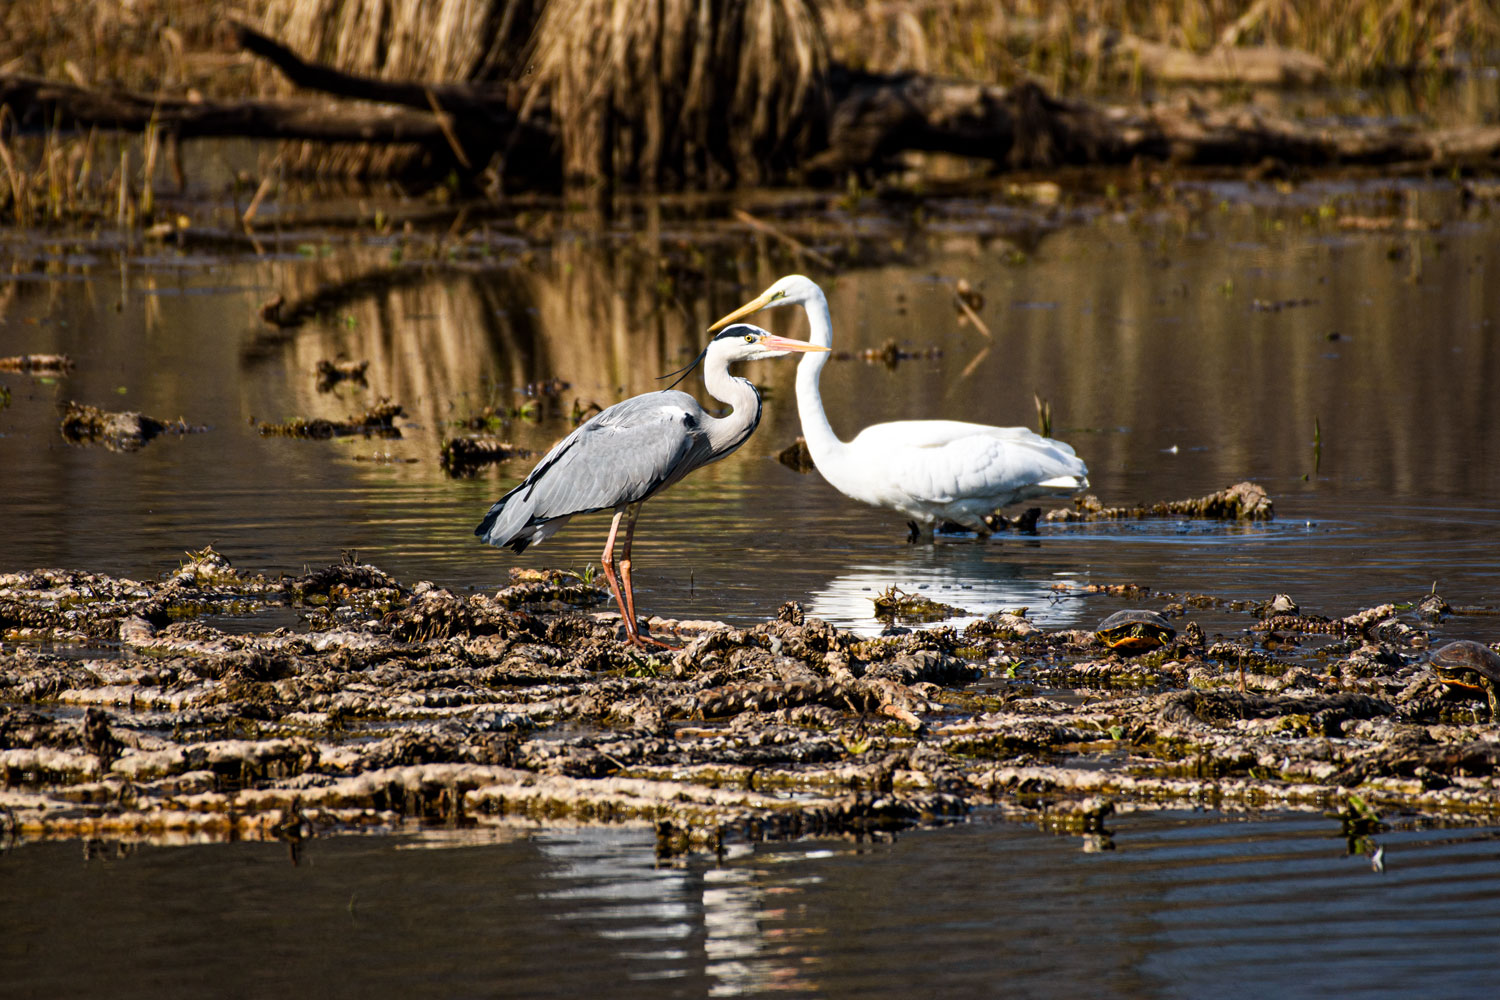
[598,509,638,644]
[618,505,677,649]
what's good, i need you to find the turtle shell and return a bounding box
[1096,610,1175,650]
[1429,640,1500,690]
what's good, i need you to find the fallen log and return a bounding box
[230,21,555,179]
[3,25,1499,188]
[811,71,1500,173]
[0,73,450,146]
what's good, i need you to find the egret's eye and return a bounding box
[744,333,756,343]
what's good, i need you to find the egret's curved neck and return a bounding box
[793,289,846,459]
[702,355,762,458]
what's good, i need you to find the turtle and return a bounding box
[1095,610,1175,652]
[1428,640,1500,719]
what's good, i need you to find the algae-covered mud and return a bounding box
[3,541,1497,852]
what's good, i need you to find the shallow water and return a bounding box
[3,180,1499,642]
[5,811,1499,999]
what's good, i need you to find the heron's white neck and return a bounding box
[793,288,848,461]
[702,353,763,458]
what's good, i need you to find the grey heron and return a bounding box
[708,275,1089,538]
[476,323,829,647]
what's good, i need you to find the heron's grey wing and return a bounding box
[476,391,714,552]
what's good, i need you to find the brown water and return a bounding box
[4,177,1500,995]
[2,180,1499,638]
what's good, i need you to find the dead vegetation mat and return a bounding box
[2,548,1496,855]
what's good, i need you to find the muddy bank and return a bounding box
[1,547,1496,854]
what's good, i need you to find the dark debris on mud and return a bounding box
[441,437,535,477]
[59,400,208,452]
[256,399,404,439]
[1,354,74,374]
[314,358,369,392]
[2,546,1497,855]
[1049,481,1275,522]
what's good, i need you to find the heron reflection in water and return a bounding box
[476,323,828,647]
[709,275,1089,539]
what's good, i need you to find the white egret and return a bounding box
[708,275,1088,538]
[477,323,829,646]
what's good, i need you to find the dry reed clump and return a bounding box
[0,0,255,96]
[257,0,538,176]
[525,0,832,188]
[0,122,165,229]
[258,0,534,83]
[818,0,1500,88]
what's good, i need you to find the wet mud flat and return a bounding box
[2,546,1497,857]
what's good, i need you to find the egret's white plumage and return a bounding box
[476,323,828,646]
[708,275,1088,536]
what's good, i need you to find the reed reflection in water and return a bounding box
[1,182,1499,630]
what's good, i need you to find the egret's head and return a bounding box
[707,274,824,332]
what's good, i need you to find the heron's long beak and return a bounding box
[762,334,829,354]
[708,290,779,333]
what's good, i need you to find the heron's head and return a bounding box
[707,274,823,332]
[711,323,829,363]
[659,323,828,389]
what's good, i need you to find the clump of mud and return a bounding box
[441,437,534,476]
[2,549,1496,855]
[257,399,404,439]
[1050,481,1274,521]
[314,358,369,391]
[873,586,969,624]
[0,354,74,373]
[777,436,815,473]
[59,400,207,452]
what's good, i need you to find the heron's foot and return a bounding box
[620,620,681,650]
[906,521,920,544]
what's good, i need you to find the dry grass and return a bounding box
[254,0,537,176]
[525,0,831,187]
[0,0,257,96]
[0,125,147,228]
[2,0,1497,192]
[258,0,534,83]
[819,1,1500,89]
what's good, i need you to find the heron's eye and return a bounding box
[744,333,756,343]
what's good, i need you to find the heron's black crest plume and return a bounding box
[655,323,760,390]
[657,347,708,390]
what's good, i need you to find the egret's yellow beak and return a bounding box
[708,290,780,333]
[761,334,829,354]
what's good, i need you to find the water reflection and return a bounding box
[2,179,1500,627]
[4,806,1499,998]
[531,830,817,995]
[805,545,1089,634]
